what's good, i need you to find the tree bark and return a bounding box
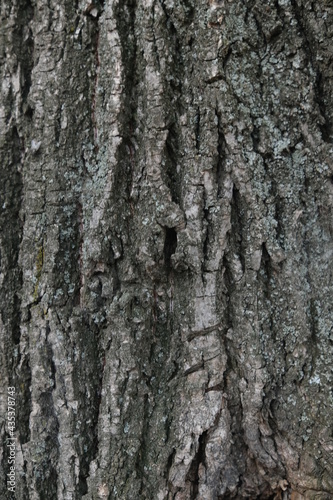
[1,0,333,498]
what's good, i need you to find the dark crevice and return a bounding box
[216,250,247,498]
[195,108,200,151]
[21,460,29,497]
[202,208,210,273]
[188,323,223,342]
[158,0,186,211]
[17,357,32,444]
[164,227,177,269]
[222,44,233,69]
[24,104,34,119]
[186,431,208,499]
[267,25,283,45]
[167,448,176,477]
[251,124,260,153]
[46,321,56,389]
[273,0,285,21]
[10,125,23,173]
[222,253,234,297]
[112,260,121,296]
[215,109,227,198]
[88,4,103,152]
[274,200,284,245]
[205,74,224,84]
[164,415,172,443]
[54,110,61,145]
[261,242,272,284]
[308,299,319,377]
[0,125,26,443]
[164,124,182,205]
[184,362,204,376]
[258,243,283,368]
[205,382,223,393]
[151,2,161,70]
[21,30,34,104]
[268,398,280,436]
[270,179,284,245]
[222,336,245,467]
[230,186,246,273]
[167,360,179,382]
[75,315,103,497]
[83,0,104,18]
[13,0,35,107]
[12,293,21,345]
[114,0,137,106]
[111,0,138,249]
[78,473,88,496]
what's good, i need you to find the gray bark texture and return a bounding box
[1,0,333,498]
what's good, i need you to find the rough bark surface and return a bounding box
[1,0,333,498]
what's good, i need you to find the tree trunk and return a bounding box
[1,0,332,498]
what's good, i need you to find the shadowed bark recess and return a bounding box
[1,0,333,499]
